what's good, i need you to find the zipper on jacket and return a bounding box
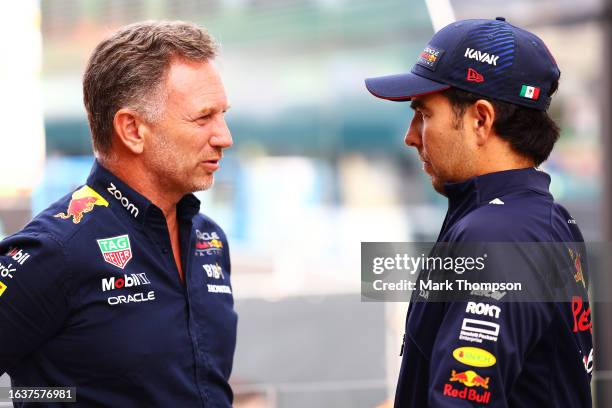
[399,333,406,356]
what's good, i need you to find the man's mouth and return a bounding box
[201,158,220,171]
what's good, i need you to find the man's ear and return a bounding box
[471,99,496,146]
[112,108,149,154]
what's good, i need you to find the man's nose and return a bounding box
[404,114,422,149]
[210,116,233,149]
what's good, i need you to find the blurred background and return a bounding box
[0,0,609,407]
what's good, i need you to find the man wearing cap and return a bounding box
[0,21,237,406]
[366,18,593,407]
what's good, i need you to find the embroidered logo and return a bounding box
[417,45,445,71]
[55,185,109,224]
[467,68,484,83]
[464,48,499,66]
[97,235,133,269]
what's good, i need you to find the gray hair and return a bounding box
[83,20,218,156]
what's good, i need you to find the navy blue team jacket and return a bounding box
[0,161,237,407]
[395,168,593,407]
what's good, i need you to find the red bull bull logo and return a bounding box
[568,248,585,288]
[195,239,223,250]
[449,369,489,389]
[445,369,492,404]
[55,186,109,224]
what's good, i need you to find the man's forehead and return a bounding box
[164,59,228,108]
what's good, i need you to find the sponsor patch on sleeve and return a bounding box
[444,368,492,404]
[452,346,496,367]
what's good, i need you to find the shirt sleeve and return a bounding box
[426,299,554,407]
[0,232,70,375]
[425,242,556,407]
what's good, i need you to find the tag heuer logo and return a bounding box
[97,234,133,269]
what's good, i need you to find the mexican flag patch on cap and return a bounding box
[520,85,540,100]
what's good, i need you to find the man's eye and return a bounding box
[195,115,210,123]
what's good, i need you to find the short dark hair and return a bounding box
[83,20,218,157]
[441,81,560,166]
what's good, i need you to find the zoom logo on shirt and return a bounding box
[107,182,139,218]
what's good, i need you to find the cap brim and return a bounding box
[365,72,450,101]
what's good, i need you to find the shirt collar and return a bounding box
[444,167,552,210]
[86,160,201,225]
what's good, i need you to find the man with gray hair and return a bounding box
[0,21,236,406]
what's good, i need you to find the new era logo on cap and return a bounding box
[467,68,484,83]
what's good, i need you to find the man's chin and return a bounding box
[430,176,447,196]
[192,175,214,193]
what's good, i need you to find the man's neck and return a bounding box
[474,144,535,177]
[102,158,183,220]
[475,161,534,177]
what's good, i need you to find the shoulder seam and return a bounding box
[42,232,73,311]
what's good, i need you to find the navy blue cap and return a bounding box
[365,18,560,111]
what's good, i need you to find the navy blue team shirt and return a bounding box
[0,161,237,407]
[395,168,593,407]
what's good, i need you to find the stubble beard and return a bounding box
[146,131,215,195]
[195,174,214,192]
[429,129,474,196]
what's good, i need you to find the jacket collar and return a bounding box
[445,167,551,209]
[437,168,552,238]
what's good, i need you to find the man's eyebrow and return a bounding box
[410,99,424,111]
[197,103,231,115]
